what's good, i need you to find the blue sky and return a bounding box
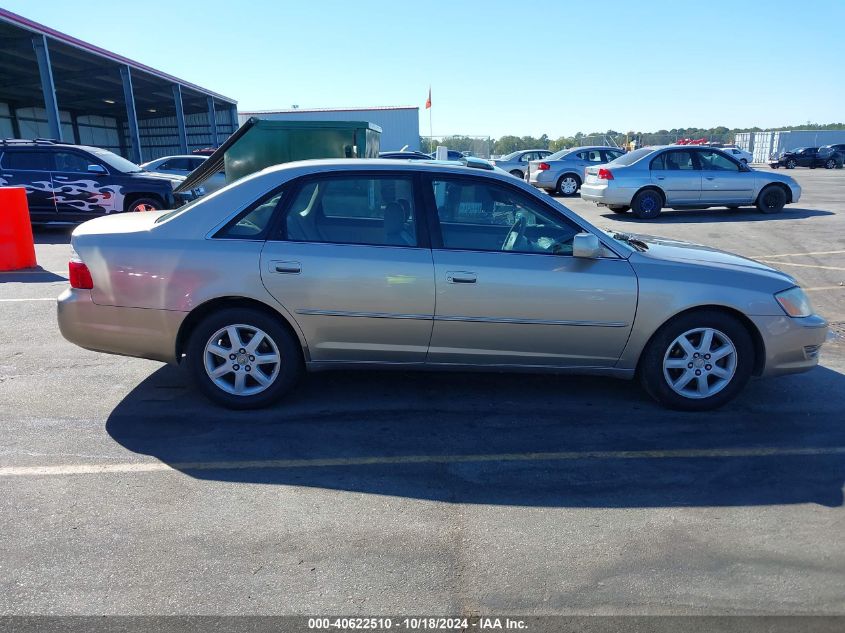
[5,0,845,138]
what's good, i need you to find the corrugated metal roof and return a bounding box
[0,7,236,104]
[240,106,419,114]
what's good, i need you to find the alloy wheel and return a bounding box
[132,203,157,212]
[560,177,578,195]
[662,327,737,399]
[203,324,281,396]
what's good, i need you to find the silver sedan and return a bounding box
[490,149,553,179]
[580,146,802,219]
[58,159,827,411]
[527,146,626,196]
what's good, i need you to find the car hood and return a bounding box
[135,171,186,186]
[621,233,797,285]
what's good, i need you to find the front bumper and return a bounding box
[57,288,186,364]
[750,313,828,377]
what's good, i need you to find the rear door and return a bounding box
[423,174,637,368]
[0,149,56,220]
[259,172,435,364]
[650,149,701,204]
[695,150,755,204]
[51,149,116,219]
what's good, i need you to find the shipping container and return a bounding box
[751,129,845,162]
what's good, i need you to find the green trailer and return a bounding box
[175,117,381,193]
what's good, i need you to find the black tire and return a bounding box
[509,169,524,179]
[185,307,303,409]
[785,159,797,169]
[824,159,836,169]
[125,197,163,213]
[639,310,754,411]
[631,189,663,219]
[771,164,779,169]
[608,205,630,214]
[556,174,581,197]
[756,185,787,214]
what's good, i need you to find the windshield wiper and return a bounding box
[611,231,649,251]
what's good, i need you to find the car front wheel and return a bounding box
[756,185,787,213]
[186,307,303,409]
[639,310,754,411]
[786,159,797,169]
[126,197,163,213]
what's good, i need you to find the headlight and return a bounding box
[775,287,813,318]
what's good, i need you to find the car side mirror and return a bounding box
[87,164,107,174]
[739,162,751,172]
[572,232,601,258]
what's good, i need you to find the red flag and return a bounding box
[425,87,431,109]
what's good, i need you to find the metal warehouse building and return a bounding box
[736,129,845,163]
[239,106,420,152]
[0,8,238,163]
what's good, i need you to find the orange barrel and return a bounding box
[0,187,37,271]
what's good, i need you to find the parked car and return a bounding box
[490,149,554,179]
[140,155,227,193]
[580,146,801,219]
[427,149,467,161]
[719,146,753,165]
[769,147,821,169]
[0,139,197,223]
[815,144,845,169]
[58,158,827,412]
[528,146,626,196]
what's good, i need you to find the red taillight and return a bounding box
[538,162,550,171]
[597,168,614,180]
[68,260,94,289]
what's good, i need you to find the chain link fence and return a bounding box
[420,135,492,158]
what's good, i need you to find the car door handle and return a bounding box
[52,176,69,181]
[446,271,477,284]
[656,176,665,180]
[270,260,301,274]
[705,176,716,180]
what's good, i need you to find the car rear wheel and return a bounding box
[786,159,797,169]
[825,159,836,169]
[631,189,663,219]
[756,185,786,213]
[126,197,163,213]
[639,310,754,411]
[608,205,630,214]
[186,307,302,409]
[556,174,580,197]
[509,169,524,179]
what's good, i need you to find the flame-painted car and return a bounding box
[0,139,199,223]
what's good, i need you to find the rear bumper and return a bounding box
[750,313,828,377]
[528,170,558,190]
[57,288,185,364]
[580,183,635,205]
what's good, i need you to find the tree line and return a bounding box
[420,123,845,156]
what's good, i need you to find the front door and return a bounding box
[650,149,701,204]
[424,176,638,368]
[51,150,116,220]
[0,149,56,220]
[259,173,435,364]
[695,150,755,204]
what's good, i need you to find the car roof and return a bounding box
[0,139,103,153]
[148,155,206,160]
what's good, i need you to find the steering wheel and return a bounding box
[502,215,527,251]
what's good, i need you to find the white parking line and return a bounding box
[1,446,843,478]
[757,261,845,271]
[760,249,845,259]
[0,298,56,303]
[803,286,845,292]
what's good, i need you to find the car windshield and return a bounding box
[92,149,143,173]
[607,147,654,165]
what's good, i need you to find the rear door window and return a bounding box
[1,150,54,171]
[652,150,695,171]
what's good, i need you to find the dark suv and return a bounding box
[769,146,844,170]
[817,144,845,169]
[0,139,197,223]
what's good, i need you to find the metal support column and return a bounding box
[172,84,188,154]
[120,65,142,163]
[207,96,218,148]
[31,35,62,141]
[229,105,239,135]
